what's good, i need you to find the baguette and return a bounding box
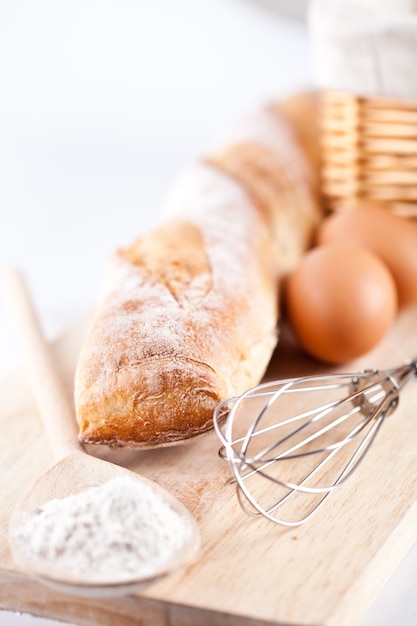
[74,92,322,448]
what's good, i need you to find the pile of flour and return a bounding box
[14,476,193,582]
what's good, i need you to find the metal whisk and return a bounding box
[213,358,417,527]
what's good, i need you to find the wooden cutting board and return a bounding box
[1,304,417,626]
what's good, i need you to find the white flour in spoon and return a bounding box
[14,476,193,582]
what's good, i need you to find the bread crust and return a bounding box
[75,166,279,447]
[74,92,322,448]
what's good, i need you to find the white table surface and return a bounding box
[0,1,416,624]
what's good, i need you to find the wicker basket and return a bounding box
[321,91,417,220]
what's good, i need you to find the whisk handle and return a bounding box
[389,359,417,394]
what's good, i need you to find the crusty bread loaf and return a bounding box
[74,92,322,448]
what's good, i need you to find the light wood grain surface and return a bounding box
[1,304,417,626]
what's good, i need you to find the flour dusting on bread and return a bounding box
[75,163,279,447]
[74,94,321,448]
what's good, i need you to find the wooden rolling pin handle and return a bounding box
[0,268,83,461]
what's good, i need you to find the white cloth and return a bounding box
[308,0,417,100]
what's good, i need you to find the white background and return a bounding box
[0,0,310,377]
[0,1,416,625]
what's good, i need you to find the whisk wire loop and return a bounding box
[214,359,417,526]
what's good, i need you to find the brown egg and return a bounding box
[284,244,398,364]
[316,205,417,308]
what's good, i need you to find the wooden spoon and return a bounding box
[1,268,200,598]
